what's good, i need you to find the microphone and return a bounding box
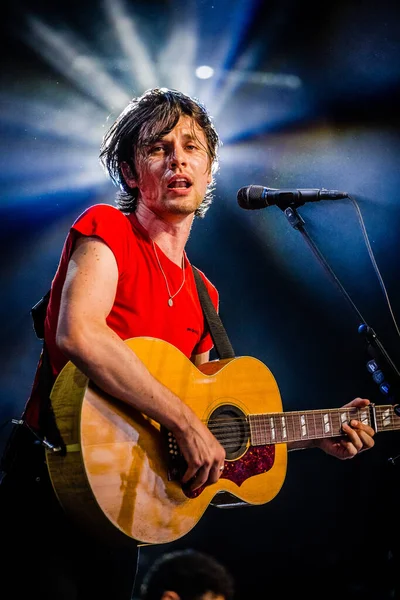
[237,185,348,210]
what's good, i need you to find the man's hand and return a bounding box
[315,397,375,459]
[172,414,226,491]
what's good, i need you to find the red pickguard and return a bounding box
[184,445,275,498]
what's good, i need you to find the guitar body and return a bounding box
[46,337,287,546]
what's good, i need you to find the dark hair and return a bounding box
[99,88,220,218]
[139,549,235,600]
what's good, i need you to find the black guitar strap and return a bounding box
[0,292,61,476]
[29,292,64,448]
[192,267,235,360]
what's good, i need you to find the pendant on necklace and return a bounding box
[168,298,174,307]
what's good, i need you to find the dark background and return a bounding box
[1,0,400,598]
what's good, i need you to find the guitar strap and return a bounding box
[0,292,62,476]
[192,267,235,360]
[23,294,65,448]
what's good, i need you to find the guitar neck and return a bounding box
[249,404,400,446]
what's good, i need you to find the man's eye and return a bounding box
[186,144,197,150]
[150,145,164,153]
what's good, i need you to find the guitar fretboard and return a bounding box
[249,404,400,446]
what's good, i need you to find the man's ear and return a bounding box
[161,592,180,600]
[120,161,138,188]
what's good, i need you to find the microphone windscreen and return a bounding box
[237,186,266,209]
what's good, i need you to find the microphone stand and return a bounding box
[281,204,400,445]
[281,201,400,598]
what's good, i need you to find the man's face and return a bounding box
[133,115,212,218]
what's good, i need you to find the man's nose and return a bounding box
[169,146,186,167]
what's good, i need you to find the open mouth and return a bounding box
[167,179,192,189]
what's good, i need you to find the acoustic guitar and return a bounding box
[46,337,400,546]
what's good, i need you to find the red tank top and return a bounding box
[24,204,218,430]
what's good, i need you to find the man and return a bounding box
[49,87,374,467]
[1,88,375,600]
[139,549,234,600]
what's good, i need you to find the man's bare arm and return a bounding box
[56,236,225,490]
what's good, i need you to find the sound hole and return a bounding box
[208,404,249,460]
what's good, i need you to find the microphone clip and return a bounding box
[282,205,306,230]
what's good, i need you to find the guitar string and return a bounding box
[207,417,400,431]
[168,406,400,454]
[180,419,400,451]
[201,405,396,420]
[204,428,400,443]
[198,406,398,429]
[205,423,400,445]
[205,417,400,434]
[176,429,400,451]
[204,411,359,428]
[209,418,400,437]
[200,405,398,423]
[206,422,400,436]
[207,421,400,440]
[171,422,400,452]
[188,407,400,448]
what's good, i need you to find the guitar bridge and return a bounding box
[162,427,187,482]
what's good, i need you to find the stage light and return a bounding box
[195,65,214,79]
[4,0,305,207]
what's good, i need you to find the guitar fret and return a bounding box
[300,414,307,438]
[330,411,340,437]
[281,416,287,441]
[260,416,268,444]
[264,415,270,439]
[286,413,294,442]
[359,408,370,427]
[250,414,262,445]
[316,412,324,437]
[324,412,331,435]
[307,412,316,439]
[375,409,383,430]
[270,417,276,442]
[278,414,288,443]
[380,407,392,429]
[293,413,302,442]
[260,415,267,443]
[295,414,302,440]
[340,411,348,428]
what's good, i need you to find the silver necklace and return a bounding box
[152,241,186,307]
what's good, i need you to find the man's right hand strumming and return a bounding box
[172,411,226,491]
